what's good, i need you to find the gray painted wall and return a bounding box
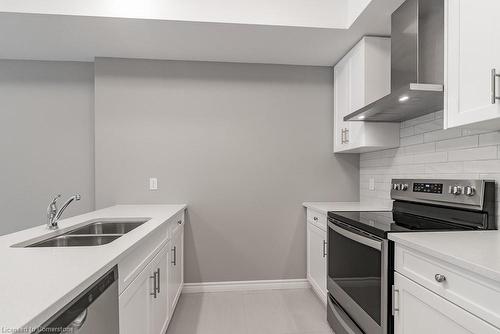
[95,58,359,283]
[0,60,95,235]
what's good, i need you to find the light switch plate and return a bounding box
[369,177,375,191]
[149,177,158,190]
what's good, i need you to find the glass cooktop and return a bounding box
[327,210,470,239]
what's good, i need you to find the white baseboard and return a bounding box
[182,279,310,294]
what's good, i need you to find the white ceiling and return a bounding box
[0,0,404,66]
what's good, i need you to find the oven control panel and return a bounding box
[413,182,443,194]
[390,179,492,209]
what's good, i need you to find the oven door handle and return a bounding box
[330,223,382,251]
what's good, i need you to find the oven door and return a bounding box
[327,219,388,334]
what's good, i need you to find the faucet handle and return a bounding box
[50,194,62,205]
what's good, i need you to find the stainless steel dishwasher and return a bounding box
[34,266,119,334]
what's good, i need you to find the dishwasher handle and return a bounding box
[67,309,88,331]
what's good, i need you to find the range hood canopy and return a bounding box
[344,0,444,122]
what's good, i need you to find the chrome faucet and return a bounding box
[47,194,81,230]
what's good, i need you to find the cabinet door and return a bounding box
[394,273,500,334]
[334,57,351,152]
[151,244,170,334]
[446,0,500,129]
[307,223,327,303]
[119,257,155,334]
[168,225,184,314]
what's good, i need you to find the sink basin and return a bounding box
[16,218,151,248]
[27,235,120,247]
[66,221,147,235]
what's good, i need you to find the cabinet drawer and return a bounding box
[306,209,327,231]
[167,211,185,239]
[119,223,167,294]
[395,245,500,328]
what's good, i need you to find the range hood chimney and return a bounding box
[344,0,444,122]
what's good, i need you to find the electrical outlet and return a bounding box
[149,177,158,190]
[369,177,375,191]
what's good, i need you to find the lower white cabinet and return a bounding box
[119,212,185,334]
[307,215,327,304]
[168,222,184,313]
[120,242,170,334]
[393,272,499,334]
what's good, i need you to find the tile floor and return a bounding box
[166,288,333,334]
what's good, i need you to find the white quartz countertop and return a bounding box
[302,201,393,214]
[389,230,500,282]
[0,204,186,332]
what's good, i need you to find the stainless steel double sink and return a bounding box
[20,219,150,248]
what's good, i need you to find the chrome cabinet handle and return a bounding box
[150,271,158,298]
[172,246,177,266]
[392,286,400,315]
[435,274,446,283]
[157,268,161,294]
[344,128,349,143]
[322,240,327,258]
[492,69,500,104]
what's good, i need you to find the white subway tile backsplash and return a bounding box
[464,160,500,173]
[425,162,464,174]
[479,131,500,146]
[412,151,448,164]
[360,112,500,200]
[360,148,398,161]
[435,135,478,151]
[448,146,497,161]
[400,126,415,138]
[401,142,436,155]
[414,119,443,134]
[400,134,424,146]
[402,113,435,128]
[424,127,462,143]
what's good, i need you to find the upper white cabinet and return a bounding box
[445,0,500,129]
[334,36,400,153]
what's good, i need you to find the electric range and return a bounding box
[325,179,496,334]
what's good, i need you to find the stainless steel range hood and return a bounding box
[344,0,444,122]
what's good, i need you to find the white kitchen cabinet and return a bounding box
[333,36,400,153]
[393,272,500,334]
[150,244,170,334]
[445,0,500,129]
[119,211,185,334]
[168,222,184,314]
[120,242,170,334]
[306,210,327,304]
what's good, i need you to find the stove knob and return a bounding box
[465,186,476,197]
[393,183,401,190]
[451,186,462,195]
[401,184,409,191]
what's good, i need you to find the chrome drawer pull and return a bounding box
[492,69,500,104]
[434,274,446,283]
[313,217,319,221]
